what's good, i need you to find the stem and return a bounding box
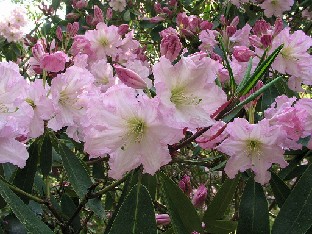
[89,176,127,198]
[248,106,255,124]
[42,70,47,88]
[0,176,45,204]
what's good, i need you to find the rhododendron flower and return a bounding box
[90,59,115,92]
[160,28,182,62]
[271,28,312,87]
[229,24,252,47]
[114,64,147,89]
[192,185,208,208]
[294,98,312,137]
[84,85,183,179]
[199,30,218,53]
[85,22,121,58]
[109,0,127,12]
[216,118,288,185]
[233,46,254,62]
[197,121,227,149]
[153,54,226,130]
[260,0,294,18]
[48,66,94,131]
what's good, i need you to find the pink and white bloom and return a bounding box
[109,0,127,12]
[153,54,226,130]
[90,59,115,92]
[84,85,183,179]
[40,51,69,73]
[216,118,288,185]
[260,0,294,18]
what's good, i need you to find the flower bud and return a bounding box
[200,20,213,30]
[56,26,63,41]
[233,46,254,62]
[32,43,46,61]
[66,13,80,20]
[94,5,104,23]
[260,34,272,48]
[106,8,113,20]
[160,34,182,62]
[154,2,162,13]
[118,24,129,35]
[226,26,236,37]
[252,19,270,36]
[179,175,192,196]
[230,16,239,27]
[192,185,208,208]
[114,64,147,89]
[249,35,262,48]
[273,18,283,36]
[40,51,68,73]
[156,214,171,226]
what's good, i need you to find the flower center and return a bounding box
[246,139,262,156]
[99,37,109,47]
[127,117,146,143]
[281,46,295,60]
[59,90,77,106]
[170,86,201,106]
[26,98,36,108]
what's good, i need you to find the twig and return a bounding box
[89,176,128,198]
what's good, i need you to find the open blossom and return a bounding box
[48,66,94,131]
[109,0,127,12]
[90,59,115,92]
[199,30,218,53]
[153,54,226,130]
[260,0,294,18]
[216,118,288,185]
[84,85,183,179]
[41,51,69,73]
[271,28,312,87]
[85,22,122,58]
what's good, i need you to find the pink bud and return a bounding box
[66,13,80,20]
[178,175,192,196]
[162,7,172,16]
[230,16,239,27]
[252,19,270,36]
[273,18,283,36]
[118,24,129,35]
[192,185,208,208]
[169,0,177,7]
[106,8,113,20]
[260,34,272,48]
[114,64,147,89]
[154,2,162,13]
[226,26,236,37]
[32,43,46,61]
[210,52,222,63]
[156,214,171,226]
[220,15,227,25]
[72,0,87,9]
[200,20,213,30]
[67,22,79,37]
[160,34,182,62]
[233,46,254,62]
[86,15,94,26]
[94,5,104,23]
[56,26,63,41]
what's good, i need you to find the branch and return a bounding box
[89,176,128,198]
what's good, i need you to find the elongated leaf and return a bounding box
[223,76,283,122]
[237,44,284,96]
[2,163,17,182]
[237,178,269,234]
[272,162,312,234]
[0,180,53,234]
[61,194,81,232]
[235,58,253,94]
[206,220,237,234]
[159,173,203,234]
[13,143,39,203]
[270,172,290,208]
[54,141,105,218]
[203,176,239,225]
[109,184,157,234]
[40,134,52,177]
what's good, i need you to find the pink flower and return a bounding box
[199,30,218,53]
[109,0,127,12]
[40,51,68,73]
[90,59,115,92]
[260,0,294,18]
[192,185,208,208]
[84,85,183,179]
[229,24,252,47]
[179,175,192,196]
[216,118,288,185]
[153,54,226,130]
[197,121,227,149]
[233,46,254,62]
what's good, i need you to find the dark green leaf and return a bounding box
[142,174,157,200]
[270,172,290,208]
[39,134,52,177]
[61,194,81,232]
[54,141,105,218]
[2,163,17,182]
[203,176,239,225]
[272,162,312,234]
[2,214,27,234]
[52,0,61,10]
[109,184,157,234]
[0,180,53,234]
[237,178,269,234]
[159,172,203,234]
[92,162,105,179]
[13,143,39,203]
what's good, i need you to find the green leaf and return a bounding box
[159,172,203,234]
[109,184,157,234]
[39,134,52,177]
[53,140,105,218]
[270,172,290,208]
[237,178,269,234]
[142,174,157,200]
[272,162,312,234]
[92,162,105,179]
[52,0,61,10]
[203,176,239,225]
[123,10,131,21]
[13,143,39,203]
[236,44,284,96]
[0,180,53,234]
[206,220,238,234]
[223,76,283,123]
[61,194,81,232]
[2,163,17,182]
